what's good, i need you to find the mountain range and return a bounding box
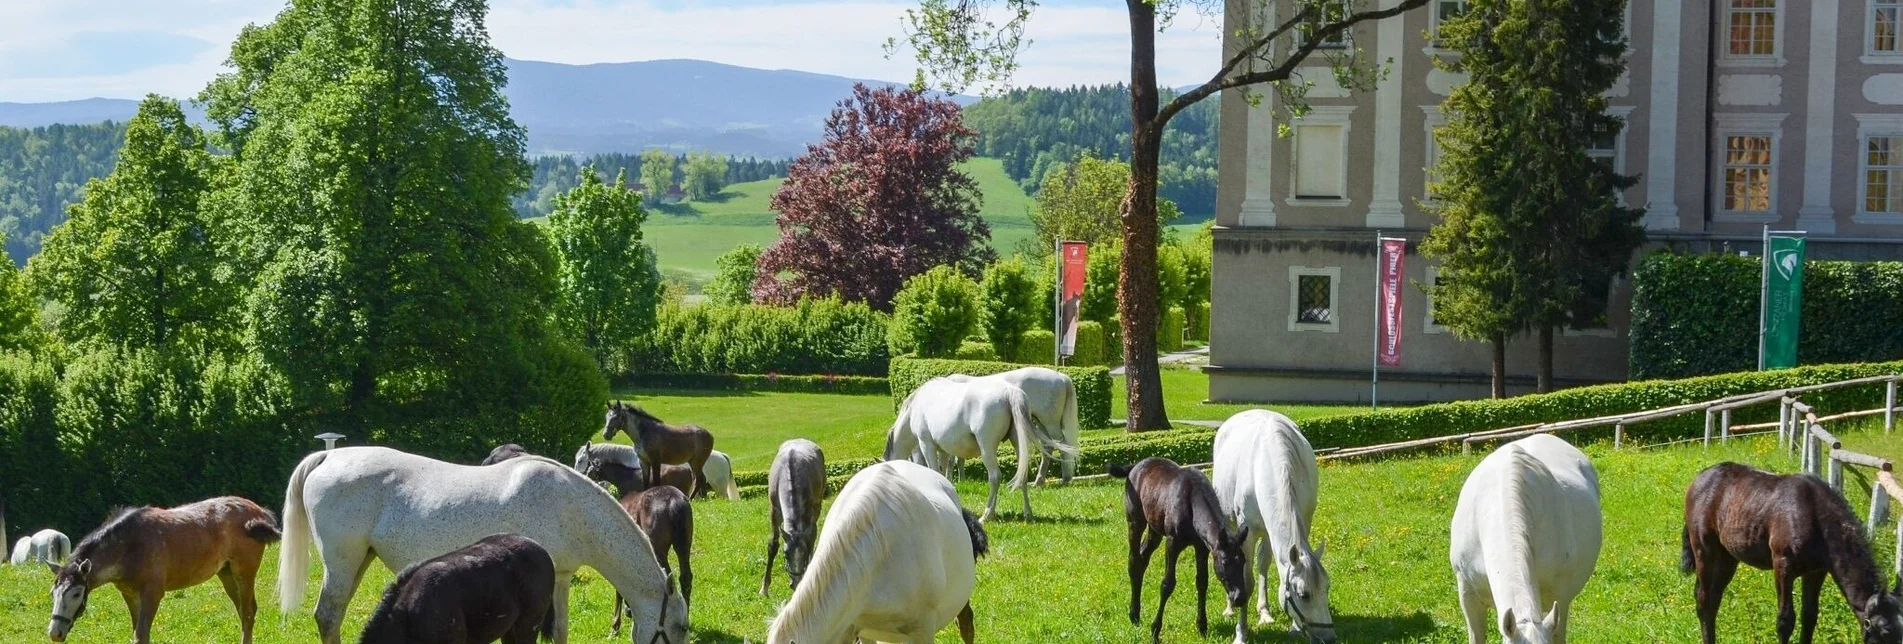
[0,58,972,159]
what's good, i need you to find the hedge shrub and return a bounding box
[1072,321,1105,367]
[1014,330,1056,365]
[954,341,999,361]
[1189,302,1211,342]
[888,356,1114,429]
[627,298,889,376]
[1631,252,1903,379]
[980,259,1041,362]
[1158,306,1186,353]
[616,373,889,395]
[888,266,981,358]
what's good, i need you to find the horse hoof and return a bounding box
[1222,606,1235,618]
[1257,610,1275,625]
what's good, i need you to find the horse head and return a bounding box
[604,401,630,441]
[47,558,93,642]
[1859,581,1903,644]
[1207,525,1250,616]
[1280,540,1337,643]
[784,524,818,589]
[1499,604,1557,644]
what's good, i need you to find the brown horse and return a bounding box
[1109,458,1251,644]
[603,401,715,497]
[611,485,693,637]
[575,443,698,498]
[46,497,281,644]
[1683,462,1903,644]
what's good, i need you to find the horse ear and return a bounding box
[1234,525,1250,546]
[1315,538,1326,559]
[1288,543,1302,567]
[1500,607,1517,638]
[1543,603,1558,631]
[75,559,90,576]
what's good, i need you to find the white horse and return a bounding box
[767,460,986,644]
[704,449,739,501]
[278,446,689,644]
[1212,410,1336,643]
[1451,434,1602,644]
[884,377,1044,521]
[10,529,70,566]
[946,367,1082,484]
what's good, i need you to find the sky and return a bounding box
[0,0,1227,103]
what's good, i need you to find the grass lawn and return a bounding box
[1115,366,1369,424]
[7,429,1897,643]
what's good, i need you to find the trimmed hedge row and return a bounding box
[627,298,890,376]
[1158,306,1186,353]
[1631,252,1903,379]
[888,356,1114,429]
[1013,330,1056,365]
[615,373,889,395]
[1072,321,1106,367]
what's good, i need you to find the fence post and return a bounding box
[1894,516,1903,583]
[1887,378,1897,435]
[1829,455,1844,491]
[1720,408,1733,444]
[1778,399,1792,450]
[1614,423,1625,449]
[1870,480,1891,535]
[1704,409,1715,446]
[1801,428,1814,474]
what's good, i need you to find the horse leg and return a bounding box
[1194,543,1211,638]
[610,588,625,637]
[1153,539,1191,643]
[217,562,259,644]
[761,526,781,596]
[980,447,1002,522]
[1129,525,1162,625]
[690,453,710,499]
[1797,570,1825,644]
[313,541,374,644]
[1456,579,1488,644]
[551,570,575,644]
[1774,562,1797,644]
[132,586,162,644]
[1694,553,1737,644]
[676,538,693,608]
[1252,532,1275,625]
[958,602,976,644]
[117,587,143,644]
[1553,596,1573,644]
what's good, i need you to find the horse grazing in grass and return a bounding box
[603,401,715,497]
[278,447,688,644]
[1110,457,1252,644]
[46,497,280,644]
[1213,410,1336,643]
[1682,462,1903,644]
[886,377,1059,521]
[13,528,70,566]
[576,443,697,497]
[482,444,532,465]
[1452,434,1602,644]
[358,534,557,644]
[762,438,826,594]
[766,460,987,644]
[702,450,738,501]
[946,367,1082,484]
[611,484,693,637]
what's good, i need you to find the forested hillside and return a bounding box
[0,122,124,263]
[514,153,790,218]
[962,84,1217,217]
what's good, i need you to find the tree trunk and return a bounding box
[1119,0,1170,432]
[1490,333,1507,399]
[1536,325,1554,393]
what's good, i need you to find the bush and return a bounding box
[617,373,889,395]
[1014,329,1056,364]
[888,356,1114,430]
[888,266,981,358]
[1158,306,1186,353]
[1631,252,1903,379]
[1082,244,1120,325]
[627,298,889,376]
[980,259,1042,362]
[705,243,763,305]
[1072,320,1105,366]
[1189,302,1211,342]
[954,340,999,361]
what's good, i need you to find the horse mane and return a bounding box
[71,506,147,560]
[1807,475,1888,597]
[1495,445,1547,597]
[771,467,916,641]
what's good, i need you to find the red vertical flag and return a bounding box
[1057,242,1088,357]
[1377,238,1407,367]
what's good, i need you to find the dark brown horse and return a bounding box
[603,401,715,498]
[46,497,281,644]
[575,443,698,498]
[1683,462,1903,644]
[611,485,693,637]
[357,533,556,644]
[1109,458,1251,644]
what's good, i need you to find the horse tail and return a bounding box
[245,517,282,544]
[1679,525,1695,574]
[1107,462,1133,479]
[1006,386,1035,491]
[538,595,557,642]
[278,450,328,619]
[961,507,989,559]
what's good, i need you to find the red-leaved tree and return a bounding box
[753,83,993,309]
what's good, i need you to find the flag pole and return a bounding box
[1758,225,1769,371]
[1371,230,1382,411]
[1054,240,1063,367]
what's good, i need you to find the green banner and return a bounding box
[1762,235,1807,369]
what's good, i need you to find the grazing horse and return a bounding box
[602,401,715,497]
[1213,410,1336,643]
[762,438,827,594]
[481,444,533,466]
[612,485,693,637]
[575,443,697,497]
[946,367,1083,484]
[766,460,988,644]
[13,528,70,566]
[703,450,739,501]
[277,447,688,644]
[46,497,280,644]
[886,377,1060,521]
[358,534,557,644]
[1682,462,1903,644]
[1452,434,1602,644]
[1110,458,1252,644]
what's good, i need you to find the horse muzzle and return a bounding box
[47,619,70,642]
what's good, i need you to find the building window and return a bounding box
[1301,0,1350,49]
[1430,0,1468,47]
[1722,135,1775,213]
[1726,0,1778,58]
[1587,126,1618,170]
[1294,125,1346,199]
[1287,266,1342,333]
[1875,0,1900,54]
[1420,106,1448,204]
[1867,136,1903,214]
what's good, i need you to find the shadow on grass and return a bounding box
[1241,610,1437,642]
[981,512,1109,527]
[688,627,751,644]
[613,389,766,400]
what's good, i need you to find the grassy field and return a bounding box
[1115,367,1374,423]
[6,428,1898,643]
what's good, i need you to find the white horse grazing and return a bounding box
[767,460,987,644]
[1213,410,1336,643]
[885,377,1047,521]
[704,449,739,501]
[278,447,689,644]
[9,529,70,566]
[947,367,1082,484]
[1451,434,1602,644]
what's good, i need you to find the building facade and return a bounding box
[1211,0,1903,403]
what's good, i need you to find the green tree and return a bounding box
[641,149,675,199]
[27,96,231,352]
[681,151,728,201]
[979,258,1040,360]
[1026,153,1179,258]
[888,265,980,358]
[706,243,763,306]
[893,0,1428,429]
[547,167,663,369]
[1425,0,1645,396]
[0,240,43,352]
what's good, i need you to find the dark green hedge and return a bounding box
[626,298,889,376]
[1072,321,1105,367]
[615,372,889,395]
[1631,252,1903,379]
[888,356,1114,429]
[1013,330,1056,365]
[1158,306,1186,353]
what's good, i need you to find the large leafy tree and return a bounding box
[754,83,993,309]
[200,0,568,420]
[0,237,42,352]
[1424,0,1644,396]
[1027,153,1178,258]
[705,243,763,306]
[681,151,728,201]
[893,0,1427,429]
[640,149,675,199]
[547,166,662,369]
[28,96,232,352]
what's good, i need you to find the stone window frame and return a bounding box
[1287,265,1343,333]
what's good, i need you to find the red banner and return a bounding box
[1377,238,1406,367]
[1057,241,1088,357]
